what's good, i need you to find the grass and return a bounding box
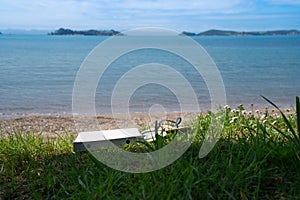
[1,98,300,199]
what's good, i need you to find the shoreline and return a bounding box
[0,104,295,119]
[0,104,295,139]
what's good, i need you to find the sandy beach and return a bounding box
[0,112,192,139]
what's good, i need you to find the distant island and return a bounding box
[182,29,300,36]
[48,28,123,36]
[0,32,2,35]
[48,28,300,37]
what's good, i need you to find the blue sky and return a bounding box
[1,0,300,32]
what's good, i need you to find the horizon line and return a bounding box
[1,27,300,34]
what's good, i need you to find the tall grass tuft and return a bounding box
[262,96,300,149]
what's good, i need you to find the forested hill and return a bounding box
[48,28,123,36]
[48,28,300,36]
[182,29,300,36]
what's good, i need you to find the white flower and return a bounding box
[248,111,252,115]
[229,117,238,124]
[242,110,247,115]
[224,105,230,109]
[255,110,260,114]
[231,109,237,113]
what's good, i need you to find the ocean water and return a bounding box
[0,35,300,117]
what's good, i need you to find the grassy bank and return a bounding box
[1,100,300,199]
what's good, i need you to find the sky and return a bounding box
[1,0,300,33]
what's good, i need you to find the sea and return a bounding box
[0,34,300,117]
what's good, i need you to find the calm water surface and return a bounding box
[0,35,299,117]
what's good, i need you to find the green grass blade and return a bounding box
[296,96,300,139]
[136,141,155,152]
[272,125,296,144]
[262,95,300,145]
[280,113,299,144]
[261,95,280,110]
[257,122,271,141]
[155,134,164,149]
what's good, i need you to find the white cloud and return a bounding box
[266,0,300,5]
[0,0,106,29]
[204,13,299,20]
[0,0,299,31]
[96,0,252,13]
[0,0,255,29]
